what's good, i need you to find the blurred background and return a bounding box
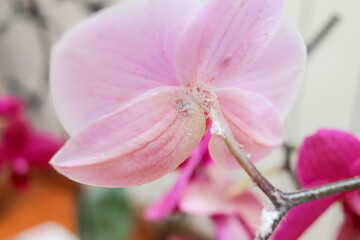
[0,0,359,239]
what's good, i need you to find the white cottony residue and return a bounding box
[210,119,225,137]
[187,82,227,137]
[258,208,281,238]
[246,154,251,159]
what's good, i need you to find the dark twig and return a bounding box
[307,15,340,55]
[27,0,48,29]
[0,2,24,38]
[282,143,300,189]
[86,2,105,12]
[26,0,52,85]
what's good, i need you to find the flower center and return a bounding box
[189,82,218,118]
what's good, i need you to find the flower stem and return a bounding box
[211,103,360,240]
[282,143,300,189]
[210,103,285,208]
[224,138,284,208]
[284,177,360,207]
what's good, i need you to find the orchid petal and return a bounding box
[296,129,360,186]
[344,191,360,217]
[1,119,31,154]
[337,204,360,240]
[350,157,360,176]
[209,88,284,168]
[144,133,209,220]
[337,221,360,240]
[232,192,262,234]
[51,0,201,135]
[213,215,254,240]
[11,156,29,177]
[179,167,235,215]
[11,156,29,189]
[23,132,63,168]
[144,130,211,220]
[179,166,262,224]
[0,95,23,119]
[272,194,338,240]
[175,0,286,87]
[229,18,306,120]
[51,87,206,187]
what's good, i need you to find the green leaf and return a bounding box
[78,187,133,240]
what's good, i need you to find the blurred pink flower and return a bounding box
[0,95,63,188]
[145,129,262,240]
[272,129,360,240]
[50,0,306,187]
[179,165,262,240]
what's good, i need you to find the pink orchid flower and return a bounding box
[145,129,212,220]
[50,0,306,187]
[0,95,63,188]
[145,129,262,240]
[272,129,360,240]
[179,164,262,240]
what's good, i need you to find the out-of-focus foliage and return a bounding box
[78,187,133,240]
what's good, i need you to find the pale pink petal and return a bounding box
[175,0,286,87]
[296,129,360,186]
[51,87,206,187]
[144,130,212,220]
[179,166,235,215]
[272,195,338,240]
[51,0,201,135]
[144,133,209,220]
[232,192,262,234]
[209,88,284,168]
[229,18,306,120]
[179,166,262,223]
[213,215,254,240]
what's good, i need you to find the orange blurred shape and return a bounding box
[0,171,78,239]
